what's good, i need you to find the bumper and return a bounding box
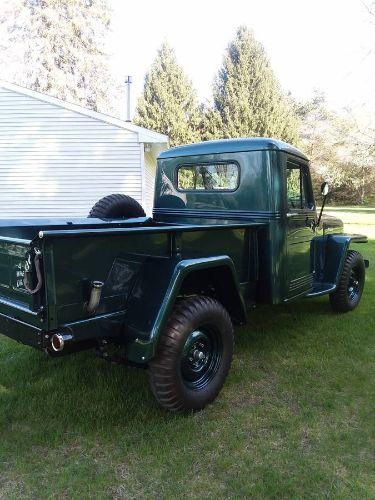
[0,308,130,356]
[0,311,43,348]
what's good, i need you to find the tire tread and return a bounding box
[88,193,145,219]
[149,296,234,412]
[329,250,365,313]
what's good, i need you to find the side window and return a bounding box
[177,163,239,191]
[286,162,313,210]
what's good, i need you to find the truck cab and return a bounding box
[153,138,356,304]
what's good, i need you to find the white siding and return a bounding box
[0,87,142,217]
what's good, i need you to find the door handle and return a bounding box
[305,217,315,230]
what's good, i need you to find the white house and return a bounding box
[0,81,168,218]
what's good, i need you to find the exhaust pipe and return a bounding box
[86,281,104,314]
[50,333,74,352]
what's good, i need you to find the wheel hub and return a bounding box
[181,328,222,390]
[193,349,206,362]
[348,269,360,301]
[184,333,210,372]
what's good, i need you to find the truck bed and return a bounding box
[0,216,267,350]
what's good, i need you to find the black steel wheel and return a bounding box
[181,327,222,391]
[329,250,365,313]
[88,194,145,219]
[149,296,234,411]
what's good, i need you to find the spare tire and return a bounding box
[88,194,146,219]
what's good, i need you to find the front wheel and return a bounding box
[149,296,234,411]
[329,250,365,313]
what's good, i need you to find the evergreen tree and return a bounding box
[135,43,201,146]
[199,104,224,141]
[0,0,113,113]
[211,26,299,143]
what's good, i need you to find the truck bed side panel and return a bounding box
[43,232,170,330]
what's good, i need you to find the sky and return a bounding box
[109,0,375,125]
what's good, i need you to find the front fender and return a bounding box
[314,233,367,286]
[123,255,245,364]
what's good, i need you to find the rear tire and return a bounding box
[149,296,234,412]
[329,250,365,313]
[88,194,145,219]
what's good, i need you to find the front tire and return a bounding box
[149,296,234,411]
[329,250,365,313]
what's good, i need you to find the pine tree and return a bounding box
[135,43,201,146]
[211,26,299,143]
[0,0,113,113]
[199,104,224,141]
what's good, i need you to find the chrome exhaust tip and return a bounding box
[51,333,73,352]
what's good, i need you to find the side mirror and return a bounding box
[321,182,329,197]
[317,182,329,227]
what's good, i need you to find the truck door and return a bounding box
[285,159,316,298]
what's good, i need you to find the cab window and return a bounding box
[177,163,239,191]
[286,162,313,210]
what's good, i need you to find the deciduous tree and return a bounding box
[296,92,375,205]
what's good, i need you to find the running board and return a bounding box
[306,283,336,298]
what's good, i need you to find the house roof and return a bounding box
[0,79,169,144]
[159,137,308,160]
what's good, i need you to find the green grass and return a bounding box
[326,207,375,213]
[324,206,375,238]
[0,237,374,497]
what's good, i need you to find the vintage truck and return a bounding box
[0,138,369,411]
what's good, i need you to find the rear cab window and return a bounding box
[177,163,239,191]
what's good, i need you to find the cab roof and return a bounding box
[158,137,308,161]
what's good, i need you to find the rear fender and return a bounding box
[123,255,245,364]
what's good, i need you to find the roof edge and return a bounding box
[158,138,308,160]
[0,79,169,144]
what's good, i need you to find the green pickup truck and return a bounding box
[0,138,368,411]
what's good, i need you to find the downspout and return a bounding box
[139,142,147,213]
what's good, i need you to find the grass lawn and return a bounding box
[325,206,375,238]
[0,218,374,497]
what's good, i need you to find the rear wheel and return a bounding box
[329,250,365,313]
[88,193,145,219]
[149,296,234,411]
